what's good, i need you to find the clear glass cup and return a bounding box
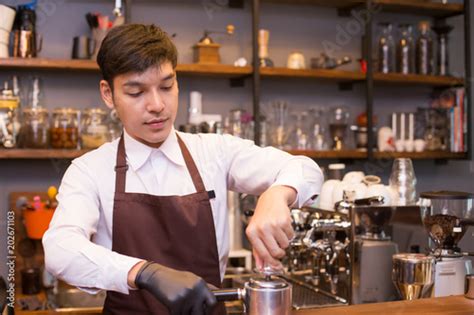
[329,107,349,150]
[309,106,328,150]
[289,110,310,150]
[268,100,291,149]
[389,158,417,205]
[19,106,49,148]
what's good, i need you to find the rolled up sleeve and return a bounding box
[221,134,324,207]
[42,159,142,295]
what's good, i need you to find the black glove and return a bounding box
[135,261,217,315]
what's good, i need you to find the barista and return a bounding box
[43,24,323,315]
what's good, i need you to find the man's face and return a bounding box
[100,61,178,148]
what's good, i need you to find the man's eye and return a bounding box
[127,92,142,97]
[161,85,173,91]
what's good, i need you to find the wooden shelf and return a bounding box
[260,67,364,82]
[374,72,464,87]
[286,149,368,159]
[0,58,252,78]
[0,149,89,159]
[373,151,468,160]
[263,0,464,17]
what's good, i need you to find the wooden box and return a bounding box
[193,43,221,64]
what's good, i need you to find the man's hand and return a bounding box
[133,261,217,315]
[245,185,296,270]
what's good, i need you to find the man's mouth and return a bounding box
[144,118,169,128]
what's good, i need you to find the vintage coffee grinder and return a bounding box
[338,191,399,304]
[419,191,474,297]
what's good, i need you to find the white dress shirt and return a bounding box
[42,128,323,295]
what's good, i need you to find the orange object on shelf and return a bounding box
[23,202,55,240]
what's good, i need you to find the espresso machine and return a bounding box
[419,191,474,297]
[284,191,399,305]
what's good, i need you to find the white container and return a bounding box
[0,5,16,33]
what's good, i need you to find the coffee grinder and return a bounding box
[338,191,399,304]
[419,191,474,297]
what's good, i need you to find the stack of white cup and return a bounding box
[0,5,16,58]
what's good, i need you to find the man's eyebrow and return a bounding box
[123,81,144,88]
[161,73,175,81]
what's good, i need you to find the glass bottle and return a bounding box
[81,108,109,149]
[50,108,79,149]
[0,81,20,148]
[377,23,395,73]
[258,29,274,68]
[432,23,453,76]
[289,111,310,150]
[19,107,49,148]
[416,21,434,75]
[396,24,415,74]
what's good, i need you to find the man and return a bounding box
[43,24,323,314]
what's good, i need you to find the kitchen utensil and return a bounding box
[392,253,435,300]
[213,273,292,315]
[72,36,95,59]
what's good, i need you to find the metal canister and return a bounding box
[392,253,435,300]
[244,276,292,315]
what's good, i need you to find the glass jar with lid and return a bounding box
[19,107,49,148]
[81,108,109,149]
[50,107,79,149]
[0,82,20,148]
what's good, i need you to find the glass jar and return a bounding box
[396,24,415,74]
[19,107,49,148]
[81,108,109,149]
[0,83,20,148]
[50,108,79,149]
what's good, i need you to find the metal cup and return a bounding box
[392,253,435,300]
[72,36,95,59]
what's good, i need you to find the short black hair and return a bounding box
[97,24,178,88]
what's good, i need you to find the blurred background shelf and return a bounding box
[373,151,468,160]
[373,72,464,87]
[260,67,365,82]
[286,150,368,159]
[0,149,89,159]
[0,58,252,78]
[263,0,464,17]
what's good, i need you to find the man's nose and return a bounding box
[146,89,165,113]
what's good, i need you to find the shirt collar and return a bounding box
[123,127,185,171]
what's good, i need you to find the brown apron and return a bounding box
[103,133,226,314]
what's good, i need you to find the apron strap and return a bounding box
[176,133,207,193]
[114,132,207,194]
[115,134,128,193]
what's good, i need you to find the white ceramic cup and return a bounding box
[0,5,16,33]
[414,139,426,152]
[319,179,340,210]
[343,171,365,184]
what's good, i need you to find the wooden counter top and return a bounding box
[295,295,474,315]
[14,295,474,314]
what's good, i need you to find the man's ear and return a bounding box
[100,80,115,110]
